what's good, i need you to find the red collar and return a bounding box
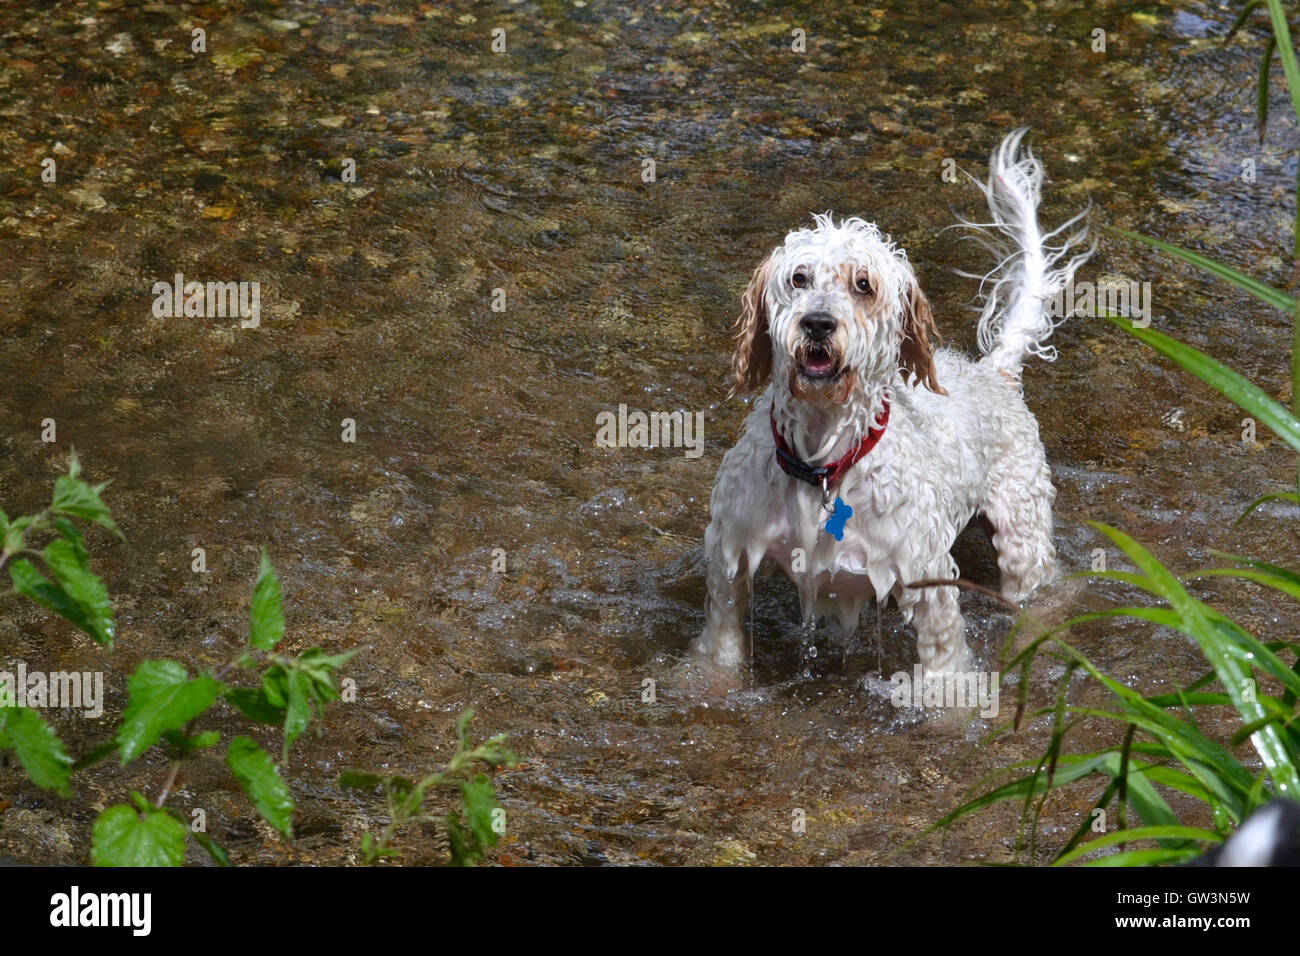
[770,401,890,491]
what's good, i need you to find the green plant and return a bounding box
[929,522,1300,865]
[2,454,513,866]
[0,456,354,864]
[339,709,517,865]
[930,1,1300,865]
[0,455,449,868]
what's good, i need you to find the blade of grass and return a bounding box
[1237,491,1300,524]
[1264,0,1300,485]
[1107,226,1295,313]
[1080,847,1205,866]
[1053,824,1223,866]
[1099,317,1300,452]
[1092,522,1300,798]
[1258,35,1278,143]
[1225,0,1265,41]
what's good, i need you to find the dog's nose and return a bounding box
[800,312,837,341]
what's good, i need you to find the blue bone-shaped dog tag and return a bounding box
[825,497,852,541]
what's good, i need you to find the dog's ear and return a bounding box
[900,281,946,395]
[731,250,777,394]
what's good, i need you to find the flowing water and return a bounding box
[1,0,1297,865]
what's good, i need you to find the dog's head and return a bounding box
[731,213,945,404]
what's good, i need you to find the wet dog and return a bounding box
[696,130,1091,680]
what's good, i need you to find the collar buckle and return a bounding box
[769,400,891,496]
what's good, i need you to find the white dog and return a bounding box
[696,130,1091,680]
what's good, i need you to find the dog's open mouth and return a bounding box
[799,343,840,381]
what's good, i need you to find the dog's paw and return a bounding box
[918,644,974,683]
[680,640,746,696]
[1011,574,1088,647]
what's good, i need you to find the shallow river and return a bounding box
[1,0,1297,864]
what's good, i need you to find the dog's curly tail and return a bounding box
[959,128,1094,376]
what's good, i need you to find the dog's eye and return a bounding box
[855,276,874,295]
[792,271,808,288]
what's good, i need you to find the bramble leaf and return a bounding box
[52,451,122,540]
[92,802,187,867]
[249,550,285,651]
[43,537,115,646]
[10,558,113,647]
[226,736,294,838]
[117,661,220,765]
[223,686,286,725]
[0,705,73,797]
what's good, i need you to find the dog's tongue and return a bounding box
[805,352,833,374]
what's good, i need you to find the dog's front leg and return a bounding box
[910,585,972,678]
[899,558,973,679]
[694,525,751,670]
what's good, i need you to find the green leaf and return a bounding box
[388,775,417,805]
[1108,226,1297,313]
[261,668,288,708]
[117,661,221,765]
[1078,846,1205,867]
[461,774,502,850]
[51,451,122,540]
[1101,315,1300,452]
[0,706,73,796]
[1209,550,1300,587]
[91,803,187,867]
[51,516,89,564]
[444,775,503,866]
[1052,825,1224,866]
[1196,564,1300,600]
[1265,0,1300,132]
[273,647,357,760]
[223,686,286,725]
[1064,683,1253,819]
[162,728,221,753]
[191,830,231,867]
[455,708,475,751]
[1225,0,1265,41]
[1091,522,1300,800]
[1258,34,1277,143]
[445,813,475,866]
[3,515,36,555]
[337,769,384,790]
[10,558,114,648]
[1206,613,1300,706]
[226,736,294,838]
[249,550,285,651]
[1137,762,1215,805]
[1237,491,1300,524]
[283,667,313,759]
[43,537,115,646]
[295,647,357,690]
[1111,755,1183,835]
[469,733,517,768]
[72,739,119,772]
